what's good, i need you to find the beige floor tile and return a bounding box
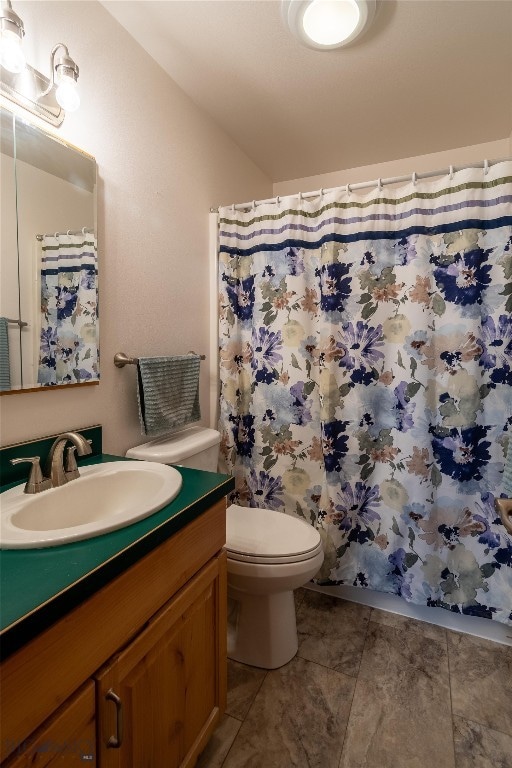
[358,619,450,680]
[370,606,447,643]
[223,655,355,768]
[340,621,455,768]
[296,591,371,676]
[226,659,267,721]
[196,715,242,768]
[294,588,306,611]
[453,715,512,768]
[448,631,512,736]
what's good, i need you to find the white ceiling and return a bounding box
[102,0,512,183]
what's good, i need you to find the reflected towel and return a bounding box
[0,317,11,391]
[137,355,201,436]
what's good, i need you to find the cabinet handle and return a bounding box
[106,689,124,748]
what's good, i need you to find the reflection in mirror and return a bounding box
[0,111,20,390]
[0,109,98,392]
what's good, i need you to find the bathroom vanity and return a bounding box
[0,445,233,767]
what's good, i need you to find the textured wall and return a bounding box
[273,138,511,197]
[0,0,271,455]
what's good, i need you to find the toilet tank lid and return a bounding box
[126,426,220,463]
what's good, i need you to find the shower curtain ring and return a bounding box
[298,191,302,204]
[484,159,489,175]
[377,178,383,192]
[319,188,324,199]
[412,172,417,186]
[276,195,281,206]
[346,183,351,195]
[252,200,256,210]
[449,165,454,180]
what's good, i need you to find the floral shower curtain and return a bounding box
[38,232,98,386]
[218,161,512,626]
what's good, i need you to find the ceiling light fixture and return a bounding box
[0,0,26,73]
[282,0,376,50]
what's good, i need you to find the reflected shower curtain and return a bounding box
[38,232,98,385]
[218,161,512,626]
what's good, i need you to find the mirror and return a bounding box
[0,109,98,392]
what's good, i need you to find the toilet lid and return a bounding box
[226,504,322,564]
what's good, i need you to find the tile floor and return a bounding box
[197,589,512,768]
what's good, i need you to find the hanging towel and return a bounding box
[137,354,201,436]
[0,318,11,391]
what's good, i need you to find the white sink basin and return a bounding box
[0,461,182,549]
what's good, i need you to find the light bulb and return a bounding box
[55,74,80,112]
[302,0,360,46]
[0,28,26,73]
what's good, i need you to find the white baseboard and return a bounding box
[305,583,512,646]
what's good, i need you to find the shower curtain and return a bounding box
[38,232,98,386]
[218,161,512,626]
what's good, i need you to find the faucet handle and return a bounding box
[65,439,92,480]
[10,456,52,494]
[65,446,79,479]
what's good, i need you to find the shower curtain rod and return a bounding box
[211,156,510,213]
[36,227,94,241]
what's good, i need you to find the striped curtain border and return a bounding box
[219,176,512,227]
[219,216,512,257]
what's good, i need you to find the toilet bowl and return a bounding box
[126,427,324,669]
[226,504,323,669]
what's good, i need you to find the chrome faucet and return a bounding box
[45,432,92,488]
[11,431,93,494]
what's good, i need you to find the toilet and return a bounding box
[126,426,324,669]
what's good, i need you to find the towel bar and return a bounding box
[3,317,28,328]
[114,351,206,368]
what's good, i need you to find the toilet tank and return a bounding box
[126,426,221,471]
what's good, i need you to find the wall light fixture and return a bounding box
[40,44,80,113]
[282,0,376,50]
[0,1,80,125]
[0,0,25,73]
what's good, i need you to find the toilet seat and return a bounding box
[226,504,322,565]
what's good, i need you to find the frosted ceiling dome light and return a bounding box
[283,0,376,50]
[303,0,359,46]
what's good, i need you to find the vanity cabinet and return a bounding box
[1,500,227,768]
[96,555,226,767]
[3,682,96,767]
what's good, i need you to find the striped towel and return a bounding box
[0,317,11,391]
[137,355,201,436]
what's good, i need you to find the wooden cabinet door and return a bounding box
[96,552,227,768]
[3,682,96,768]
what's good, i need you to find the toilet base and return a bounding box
[227,586,298,669]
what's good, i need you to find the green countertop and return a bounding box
[0,454,234,657]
